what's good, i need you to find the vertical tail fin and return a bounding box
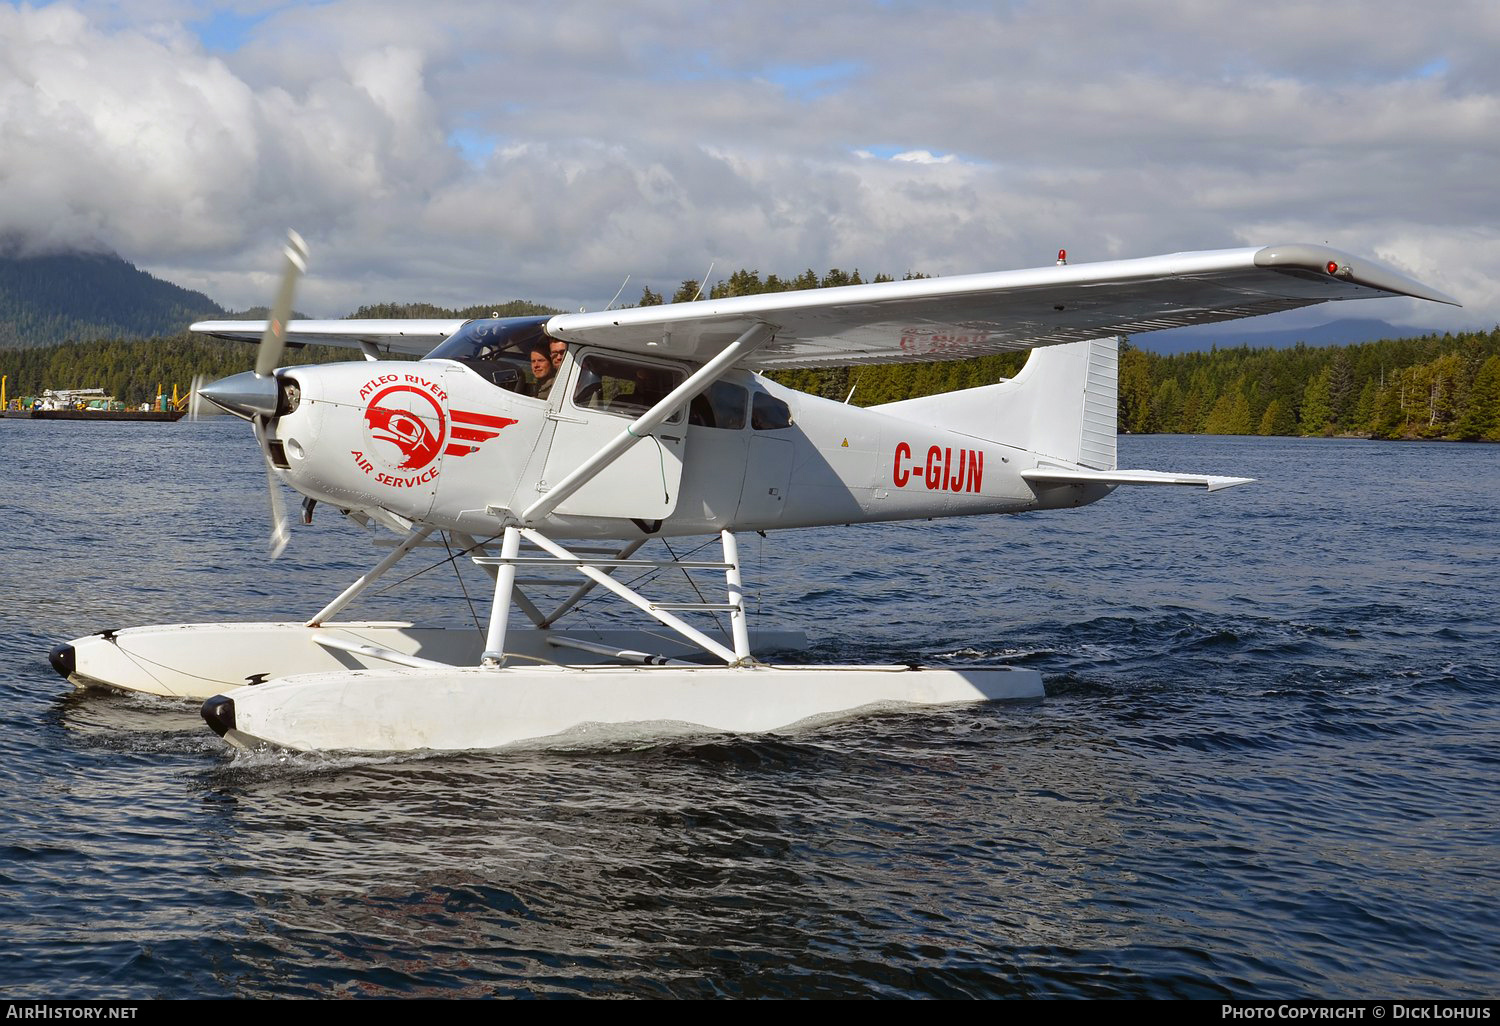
[873,337,1119,470]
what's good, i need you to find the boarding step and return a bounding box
[472,556,732,570]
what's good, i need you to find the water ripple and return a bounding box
[1,427,1497,997]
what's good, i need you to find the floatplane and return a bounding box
[49,235,1458,752]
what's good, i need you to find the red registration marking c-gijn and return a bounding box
[892,442,984,494]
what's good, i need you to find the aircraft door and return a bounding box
[539,351,688,520]
[737,435,792,524]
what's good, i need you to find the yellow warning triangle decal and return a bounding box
[840,438,849,447]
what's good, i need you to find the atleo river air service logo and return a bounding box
[350,372,517,488]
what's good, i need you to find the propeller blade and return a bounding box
[265,457,291,559]
[255,229,309,378]
[253,417,291,558]
[229,229,310,560]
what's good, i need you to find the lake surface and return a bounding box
[1,420,1496,998]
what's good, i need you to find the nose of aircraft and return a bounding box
[199,371,280,420]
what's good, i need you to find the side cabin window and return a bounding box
[689,381,748,430]
[751,390,793,430]
[423,316,552,398]
[572,354,685,424]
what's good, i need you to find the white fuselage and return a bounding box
[267,350,1107,541]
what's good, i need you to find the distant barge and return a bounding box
[0,408,184,421]
[1,386,187,422]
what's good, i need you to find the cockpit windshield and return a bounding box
[423,316,550,392]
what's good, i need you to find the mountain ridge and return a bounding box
[0,250,225,348]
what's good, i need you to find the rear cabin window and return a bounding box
[572,354,685,423]
[689,381,748,430]
[751,390,793,430]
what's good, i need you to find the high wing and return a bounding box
[191,243,1458,368]
[548,243,1459,369]
[190,318,466,357]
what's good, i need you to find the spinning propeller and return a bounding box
[186,373,206,421]
[197,230,309,558]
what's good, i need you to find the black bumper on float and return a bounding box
[48,643,76,680]
[202,695,237,737]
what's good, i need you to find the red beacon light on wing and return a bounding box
[1057,249,1067,266]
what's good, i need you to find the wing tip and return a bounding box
[1253,244,1461,307]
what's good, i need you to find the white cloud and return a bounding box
[0,0,1490,332]
[889,151,956,165]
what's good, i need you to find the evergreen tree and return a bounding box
[1152,378,1184,433]
[1371,374,1407,439]
[1204,392,1253,435]
[1300,368,1333,435]
[1451,354,1500,441]
[1258,398,1296,435]
[1118,345,1154,433]
[1352,379,1378,433]
[1327,351,1355,429]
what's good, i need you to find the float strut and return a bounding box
[539,537,649,627]
[481,526,522,666]
[519,529,738,664]
[721,530,752,662]
[305,525,434,627]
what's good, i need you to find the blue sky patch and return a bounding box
[448,128,499,164]
[190,8,273,52]
[760,61,862,100]
[1413,57,1449,79]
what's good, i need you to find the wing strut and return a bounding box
[515,322,774,525]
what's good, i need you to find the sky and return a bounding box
[0,0,1494,333]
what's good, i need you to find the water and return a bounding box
[1,421,1496,998]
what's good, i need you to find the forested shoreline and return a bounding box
[770,329,1500,442]
[2,268,1496,441]
[1115,329,1500,441]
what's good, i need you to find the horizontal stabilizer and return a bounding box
[1022,467,1255,492]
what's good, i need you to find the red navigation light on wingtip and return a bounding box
[1326,260,1340,275]
[1057,249,1067,266]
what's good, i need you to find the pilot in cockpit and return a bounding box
[529,345,557,401]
